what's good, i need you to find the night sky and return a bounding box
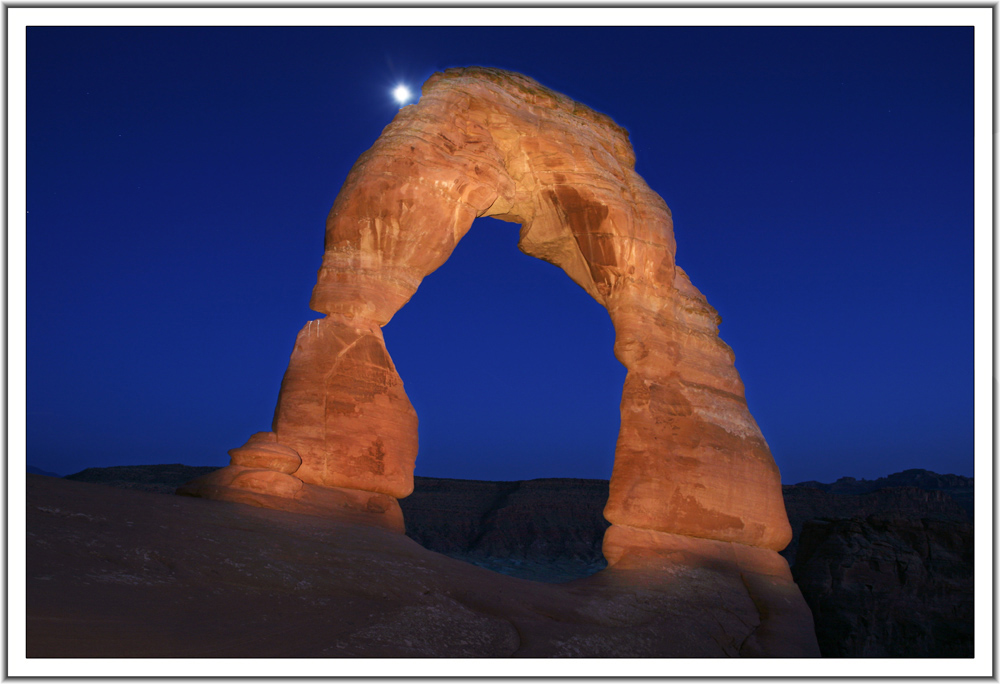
[24,25,975,484]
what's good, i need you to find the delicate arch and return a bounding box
[182,67,791,555]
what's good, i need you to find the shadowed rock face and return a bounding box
[781,474,974,657]
[399,477,612,582]
[180,66,791,556]
[780,485,970,566]
[398,473,974,657]
[792,516,973,657]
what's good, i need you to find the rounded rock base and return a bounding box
[176,465,405,533]
[601,524,821,657]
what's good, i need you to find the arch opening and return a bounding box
[384,216,625,582]
[385,216,625,482]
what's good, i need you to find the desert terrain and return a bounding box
[25,466,972,658]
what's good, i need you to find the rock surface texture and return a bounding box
[182,66,790,550]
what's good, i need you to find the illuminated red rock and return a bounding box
[227,432,301,474]
[271,319,417,498]
[176,464,404,532]
[183,66,792,553]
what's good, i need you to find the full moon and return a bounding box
[393,84,412,105]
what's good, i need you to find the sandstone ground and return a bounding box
[26,474,815,659]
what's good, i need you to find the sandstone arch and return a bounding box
[181,67,792,558]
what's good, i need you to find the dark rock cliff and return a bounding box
[792,515,973,657]
[791,469,973,518]
[398,477,611,582]
[780,484,969,566]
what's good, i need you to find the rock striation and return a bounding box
[181,66,791,552]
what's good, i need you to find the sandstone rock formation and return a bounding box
[227,432,301,474]
[181,66,792,555]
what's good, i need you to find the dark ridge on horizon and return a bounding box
[38,462,974,491]
[26,465,60,478]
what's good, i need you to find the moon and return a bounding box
[392,84,412,105]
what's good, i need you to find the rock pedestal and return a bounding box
[177,430,404,532]
[178,67,816,655]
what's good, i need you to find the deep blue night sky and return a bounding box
[25,26,975,484]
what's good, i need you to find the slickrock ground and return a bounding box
[26,474,816,658]
[31,466,971,658]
